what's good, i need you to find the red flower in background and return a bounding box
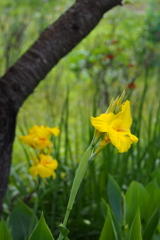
[102,54,115,61]
[111,40,119,44]
[127,82,136,89]
[107,54,115,60]
[128,63,135,68]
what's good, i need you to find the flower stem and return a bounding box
[57,145,95,240]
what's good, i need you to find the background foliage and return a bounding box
[0,0,160,239]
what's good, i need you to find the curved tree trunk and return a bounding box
[0,0,122,214]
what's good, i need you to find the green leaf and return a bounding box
[129,209,142,240]
[143,207,160,240]
[9,199,38,240]
[152,168,160,187]
[110,210,122,240]
[102,199,122,240]
[145,180,160,220]
[152,234,160,240]
[107,175,122,222]
[59,224,70,239]
[29,213,55,240]
[0,219,13,240]
[99,205,118,240]
[125,181,148,226]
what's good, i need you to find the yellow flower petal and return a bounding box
[29,154,58,179]
[29,165,39,179]
[29,125,51,138]
[20,125,60,150]
[19,135,37,148]
[40,154,58,170]
[47,126,60,136]
[109,125,138,153]
[19,134,52,150]
[130,133,139,143]
[35,138,53,150]
[115,100,132,129]
[91,113,115,132]
[29,164,55,179]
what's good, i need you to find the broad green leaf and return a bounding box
[129,209,142,240]
[0,219,13,240]
[101,199,122,240]
[110,210,122,240]
[145,180,160,220]
[125,181,149,226]
[9,199,38,240]
[143,207,160,240]
[107,175,122,222]
[152,234,160,240]
[99,205,118,240]
[152,168,160,188]
[29,213,55,240]
[101,198,108,217]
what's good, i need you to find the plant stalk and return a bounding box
[57,145,95,240]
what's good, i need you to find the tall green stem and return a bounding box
[57,145,95,240]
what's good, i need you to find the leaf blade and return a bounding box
[107,175,122,223]
[99,205,118,240]
[29,213,55,240]
[0,219,13,240]
[9,199,38,240]
[129,209,142,240]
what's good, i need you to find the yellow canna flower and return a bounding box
[29,125,60,138]
[20,134,53,150]
[19,125,60,150]
[47,126,60,137]
[91,100,138,153]
[29,154,58,179]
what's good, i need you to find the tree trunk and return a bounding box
[0,0,122,214]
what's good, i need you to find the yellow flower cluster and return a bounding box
[91,92,138,154]
[30,154,58,179]
[19,125,60,151]
[20,125,60,179]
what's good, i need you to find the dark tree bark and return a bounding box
[0,0,122,214]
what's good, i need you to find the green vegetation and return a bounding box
[0,0,160,239]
